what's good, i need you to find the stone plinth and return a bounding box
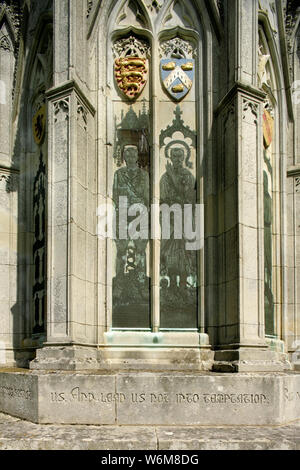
[30,332,214,371]
[0,369,299,426]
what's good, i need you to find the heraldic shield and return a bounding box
[32,105,46,146]
[114,56,148,100]
[160,58,194,101]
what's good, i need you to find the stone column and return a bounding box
[30,81,97,370]
[31,0,97,369]
[213,0,289,371]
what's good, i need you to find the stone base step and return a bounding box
[0,413,299,450]
[1,369,300,426]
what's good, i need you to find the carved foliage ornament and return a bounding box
[159,38,196,102]
[113,36,150,100]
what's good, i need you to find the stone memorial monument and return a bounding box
[0,0,300,427]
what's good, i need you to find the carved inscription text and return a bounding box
[49,387,270,406]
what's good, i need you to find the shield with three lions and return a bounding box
[160,58,194,101]
[114,57,148,100]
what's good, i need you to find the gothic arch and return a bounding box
[95,0,217,333]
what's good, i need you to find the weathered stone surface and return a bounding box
[1,370,300,426]
[0,413,157,450]
[116,372,282,426]
[156,424,300,450]
[0,371,38,422]
[38,373,116,425]
[0,412,299,450]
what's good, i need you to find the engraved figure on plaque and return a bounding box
[159,106,198,328]
[112,145,150,328]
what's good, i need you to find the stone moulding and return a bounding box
[46,80,96,118]
[0,370,300,426]
[215,82,266,118]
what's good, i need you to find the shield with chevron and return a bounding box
[160,58,194,101]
